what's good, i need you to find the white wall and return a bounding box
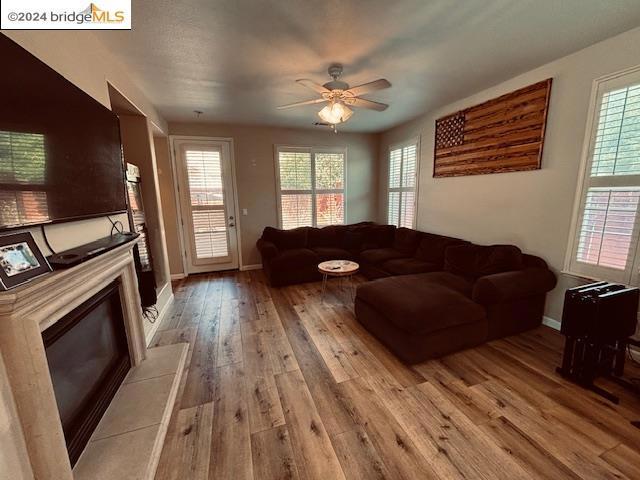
[379,27,640,321]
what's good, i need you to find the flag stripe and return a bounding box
[434,79,551,177]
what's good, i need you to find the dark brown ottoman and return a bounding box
[355,273,488,364]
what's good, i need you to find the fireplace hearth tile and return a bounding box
[92,373,174,441]
[73,343,188,480]
[73,424,159,480]
[125,342,187,384]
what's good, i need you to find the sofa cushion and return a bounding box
[415,233,467,267]
[343,223,374,252]
[360,248,407,265]
[308,225,347,248]
[472,268,557,305]
[418,271,474,297]
[393,228,422,255]
[356,274,486,335]
[270,248,319,270]
[256,238,279,261]
[382,258,439,275]
[445,244,523,280]
[262,226,308,250]
[311,247,353,261]
[362,224,396,250]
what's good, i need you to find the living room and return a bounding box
[2,1,640,479]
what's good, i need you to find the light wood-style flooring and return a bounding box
[151,270,640,480]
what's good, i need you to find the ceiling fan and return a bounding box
[277,64,391,128]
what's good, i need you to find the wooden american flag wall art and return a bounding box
[433,78,552,177]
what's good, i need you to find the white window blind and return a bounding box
[184,148,229,259]
[388,141,418,228]
[570,72,640,283]
[276,147,345,229]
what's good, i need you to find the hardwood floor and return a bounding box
[152,270,640,480]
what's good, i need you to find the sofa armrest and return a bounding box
[472,268,557,305]
[256,238,279,261]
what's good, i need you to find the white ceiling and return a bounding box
[95,0,640,132]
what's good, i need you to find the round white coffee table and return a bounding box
[318,260,359,302]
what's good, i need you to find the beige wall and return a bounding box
[379,27,640,321]
[166,123,380,271]
[120,116,170,287]
[154,137,184,275]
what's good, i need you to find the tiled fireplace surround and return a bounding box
[0,241,186,480]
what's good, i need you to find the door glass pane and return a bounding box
[184,148,229,259]
[192,210,228,258]
[186,149,223,205]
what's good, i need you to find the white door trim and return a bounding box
[169,135,242,274]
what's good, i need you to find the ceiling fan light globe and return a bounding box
[318,102,353,124]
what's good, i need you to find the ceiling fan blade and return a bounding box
[296,78,330,94]
[348,97,388,111]
[346,79,391,96]
[277,98,328,110]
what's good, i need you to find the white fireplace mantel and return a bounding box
[0,240,148,480]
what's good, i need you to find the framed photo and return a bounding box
[0,232,52,291]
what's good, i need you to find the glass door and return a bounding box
[174,139,239,273]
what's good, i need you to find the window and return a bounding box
[568,69,640,283]
[276,146,346,229]
[387,140,419,228]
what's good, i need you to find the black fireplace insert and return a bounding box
[43,280,131,465]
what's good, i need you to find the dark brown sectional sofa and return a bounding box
[256,222,556,363]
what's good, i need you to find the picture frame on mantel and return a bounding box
[0,231,52,290]
[433,78,552,177]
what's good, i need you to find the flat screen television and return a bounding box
[0,34,127,231]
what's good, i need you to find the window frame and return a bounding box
[274,144,347,229]
[386,137,420,228]
[565,65,640,285]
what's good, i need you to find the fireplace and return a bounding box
[0,241,155,479]
[42,280,131,466]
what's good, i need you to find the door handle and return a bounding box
[229,223,235,227]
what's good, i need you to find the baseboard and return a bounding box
[145,283,174,346]
[171,265,260,277]
[240,263,262,271]
[542,315,561,331]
